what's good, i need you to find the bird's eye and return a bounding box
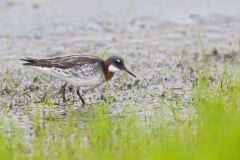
[115,59,121,64]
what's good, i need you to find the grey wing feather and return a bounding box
[46,55,100,69]
[21,55,100,69]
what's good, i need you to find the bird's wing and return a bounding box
[20,55,101,69]
[21,55,105,86]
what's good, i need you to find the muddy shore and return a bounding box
[0,0,240,131]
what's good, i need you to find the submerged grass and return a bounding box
[0,65,240,160]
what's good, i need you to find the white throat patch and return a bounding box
[108,65,120,73]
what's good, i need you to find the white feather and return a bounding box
[108,65,120,72]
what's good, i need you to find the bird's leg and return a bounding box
[59,82,67,102]
[76,88,86,105]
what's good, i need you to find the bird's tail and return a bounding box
[20,58,39,66]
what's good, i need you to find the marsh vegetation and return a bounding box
[1,0,240,159]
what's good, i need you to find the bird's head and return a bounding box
[106,56,137,78]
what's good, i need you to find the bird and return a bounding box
[20,55,137,105]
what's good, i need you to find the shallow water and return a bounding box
[0,0,240,135]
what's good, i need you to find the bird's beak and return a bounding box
[123,67,137,78]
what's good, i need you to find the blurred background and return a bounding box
[1,0,240,61]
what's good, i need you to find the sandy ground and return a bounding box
[0,0,240,123]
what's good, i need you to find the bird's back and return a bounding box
[21,55,106,87]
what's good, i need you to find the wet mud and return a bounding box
[0,0,240,135]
